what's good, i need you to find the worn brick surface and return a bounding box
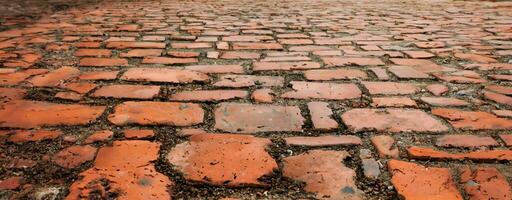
[1,0,511,198]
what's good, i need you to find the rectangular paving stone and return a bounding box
[341,108,448,133]
[459,167,512,200]
[213,75,284,87]
[0,100,105,128]
[307,102,339,131]
[170,90,247,102]
[304,69,368,80]
[388,160,463,200]
[27,66,80,87]
[281,81,362,100]
[253,61,321,71]
[322,57,384,66]
[363,81,420,95]
[79,58,128,67]
[121,68,209,83]
[106,41,166,49]
[232,42,283,50]
[184,64,244,74]
[92,85,161,99]
[108,101,204,126]
[214,103,304,133]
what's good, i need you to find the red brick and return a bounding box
[282,81,361,100]
[283,150,363,199]
[414,42,445,48]
[0,88,26,103]
[407,146,512,161]
[167,134,277,186]
[388,160,462,200]
[176,128,207,137]
[304,69,367,80]
[276,33,309,38]
[223,35,273,42]
[322,57,384,66]
[142,36,165,41]
[52,145,97,168]
[421,97,469,106]
[185,64,244,74]
[142,56,198,64]
[363,82,420,95]
[28,66,80,87]
[369,67,390,80]
[124,129,154,139]
[388,65,430,79]
[170,90,247,102]
[0,101,104,128]
[0,177,23,190]
[484,91,512,106]
[121,68,209,83]
[66,141,172,200]
[119,49,162,57]
[55,92,82,101]
[75,41,100,48]
[108,101,204,126]
[432,108,512,130]
[427,84,449,96]
[371,135,399,158]
[486,85,512,95]
[214,103,304,133]
[253,61,321,71]
[171,42,212,49]
[79,58,128,67]
[167,51,200,58]
[106,41,166,49]
[261,56,311,62]
[232,42,283,50]
[403,50,434,58]
[284,135,362,147]
[74,49,112,57]
[213,75,283,87]
[61,82,97,94]
[78,71,119,80]
[434,70,487,84]
[7,130,63,143]
[492,110,512,118]
[84,130,114,144]
[454,53,497,63]
[390,58,447,73]
[221,51,261,59]
[251,88,273,103]
[92,84,160,99]
[342,108,448,133]
[459,167,512,200]
[307,102,338,131]
[499,134,512,146]
[371,97,417,108]
[279,39,313,45]
[436,135,498,148]
[489,74,512,81]
[289,45,333,52]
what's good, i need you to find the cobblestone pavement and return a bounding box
[0,0,512,199]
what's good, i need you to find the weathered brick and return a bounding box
[0,101,104,128]
[92,84,160,99]
[282,81,362,100]
[167,134,277,187]
[342,108,448,133]
[121,68,209,83]
[214,103,304,133]
[108,101,204,126]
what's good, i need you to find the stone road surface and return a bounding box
[0,0,512,199]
